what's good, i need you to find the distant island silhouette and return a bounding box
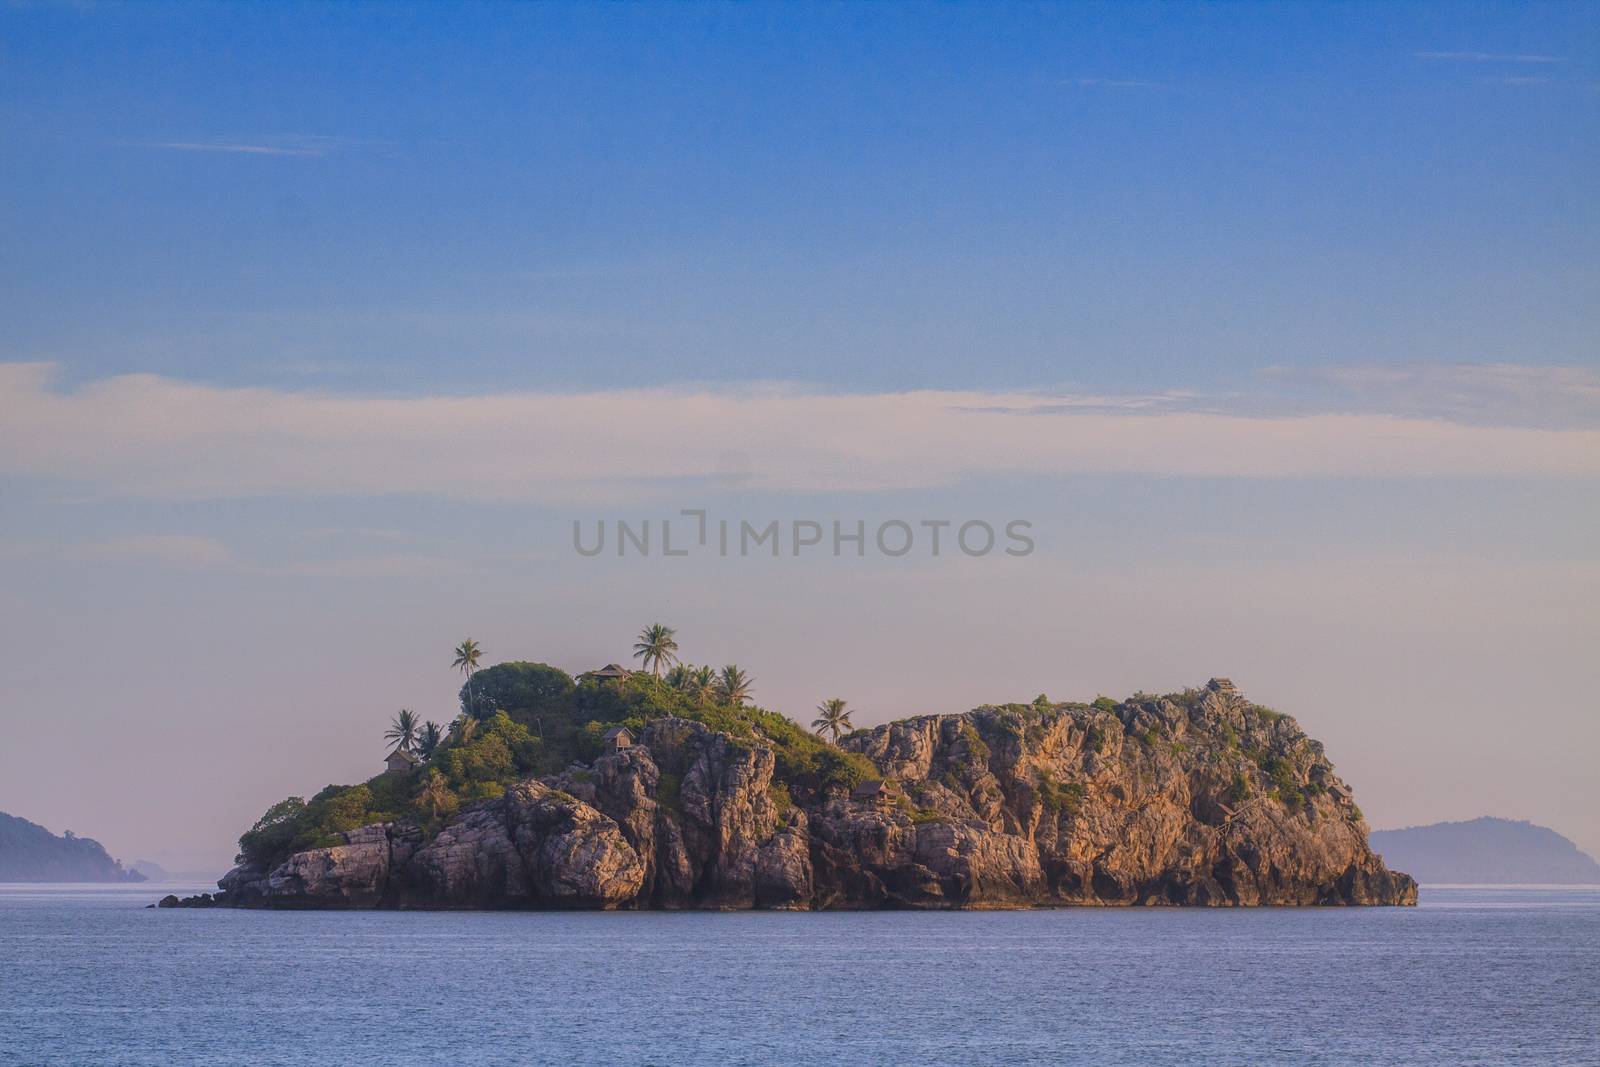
[1371,817,1600,885]
[0,811,145,883]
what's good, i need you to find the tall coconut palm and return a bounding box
[664,664,691,690]
[385,708,421,753]
[690,665,717,703]
[632,623,680,677]
[452,638,484,717]
[417,721,443,760]
[715,665,753,707]
[812,698,854,743]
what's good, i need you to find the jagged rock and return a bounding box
[408,804,527,906]
[251,823,393,907]
[505,781,644,906]
[205,685,1416,910]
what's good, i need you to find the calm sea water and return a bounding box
[2,884,1597,1066]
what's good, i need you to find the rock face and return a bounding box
[219,782,646,909]
[212,682,1416,909]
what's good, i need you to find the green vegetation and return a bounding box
[384,709,419,753]
[1228,773,1251,804]
[417,721,443,759]
[416,770,456,819]
[959,720,991,763]
[437,712,539,800]
[464,661,573,725]
[1091,696,1118,712]
[714,665,753,707]
[632,623,680,677]
[1036,772,1086,815]
[1260,754,1298,795]
[812,698,855,742]
[1164,688,1205,712]
[452,638,484,717]
[237,624,891,872]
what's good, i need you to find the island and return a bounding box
[177,640,1415,911]
[1371,817,1600,885]
[0,811,146,883]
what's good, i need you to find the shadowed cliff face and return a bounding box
[211,683,1416,909]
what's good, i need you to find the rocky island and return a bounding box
[185,651,1415,910]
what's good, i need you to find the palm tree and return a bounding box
[632,623,680,677]
[664,664,691,690]
[452,638,484,717]
[690,665,717,703]
[812,698,854,743]
[416,769,455,819]
[385,708,420,753]
[714,665,753,707]
[417,721,443,760]
[450,713,478,746]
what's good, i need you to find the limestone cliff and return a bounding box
[204,681,1415,909]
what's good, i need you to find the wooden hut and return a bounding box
[384,748,420,775]
[850,779,900,806]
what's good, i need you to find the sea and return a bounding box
[1,884,1596,1066]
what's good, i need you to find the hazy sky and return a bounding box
[1,2,1596,871]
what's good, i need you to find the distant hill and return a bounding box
[130,859,171,881]
[0,811,145,882]
[1371,817,1600,885]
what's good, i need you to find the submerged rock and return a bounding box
[206,684,1417,910]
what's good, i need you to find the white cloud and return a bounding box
[1,363,1597,504]
[1413,51,1564,63]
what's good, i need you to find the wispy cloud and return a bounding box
[1258,363,1600,430]
[113,135,375,158]
[267,553,470,579]
[75,534,233,566]
[1068,77,1168,89]
[0,533,234,568]
[1,363,1597,505]
[122,141,323,157]
[1413,51,1564,63]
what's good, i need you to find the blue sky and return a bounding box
[0,2,1597,870]
[5,2,1596,392]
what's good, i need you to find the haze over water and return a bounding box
[2,884,1596,1065]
